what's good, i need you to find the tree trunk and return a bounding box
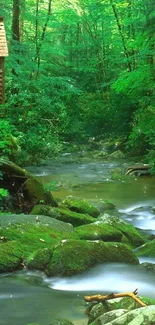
[12,0,20,41]
[110,0,132,72]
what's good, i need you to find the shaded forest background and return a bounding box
[0,0,155,165]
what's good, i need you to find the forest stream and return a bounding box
[1,159,155,325]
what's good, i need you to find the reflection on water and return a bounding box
[0,272,87,325]
[28,161,155,209]
[1,262,155,325]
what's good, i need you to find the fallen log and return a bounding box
[125,165,150,176]
[84,289,146,307]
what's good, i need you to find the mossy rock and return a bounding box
[43,190,58,207]
[49,319,74,325]
[22,179,57,207]
[0,221,77,260]
[31,205,95,227]
[96,200,116,213]
[46,240,139,276]
[140,262,155,275]
[26,248,52,270]
[96,214,145,247]
[136,239,155,257]
[90,305,155,325]
[88,296,155,324]
[107,150,125,160]
[0,240,23,272]
[62,196,100,217]
[0,214,74,232]
[31,204,58,218]
[93,151,108,159]
[75,224,122,242]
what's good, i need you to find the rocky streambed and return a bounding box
[0,157,155,325]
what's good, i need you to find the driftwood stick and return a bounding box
[84,289,146,307]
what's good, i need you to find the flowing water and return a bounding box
[2,159,155,325]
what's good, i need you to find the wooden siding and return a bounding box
[0,17,8,57]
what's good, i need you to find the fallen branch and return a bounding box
[84,289,146,307]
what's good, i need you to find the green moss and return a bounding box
[111,172,127,181]
[0,241,23,272]
[62,196,100,217]
[23,178,47,205]
[96,200,116,213]
[31,204,57,217]
[96,217,145,248]
[26,248,52,270]
[43,190,58,207]
[55,207,95,226]
[75,224,122,242]
[136,239,155,257]
[89,296,155,325]
[32,205,95,226]
[141,296,155,305]
[115,223,145,247]
[0,158,32,178]
[0,223,78,260]
[46,240,139,276]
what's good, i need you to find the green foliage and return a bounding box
[0,188,8,212]
[43,181,58,192]
[0,188,8,202]
[1,0,155,162]
[0,119,15,157]
[127,105,155,155]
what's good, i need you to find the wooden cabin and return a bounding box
[0,17,8,104]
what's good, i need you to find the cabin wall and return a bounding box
[0,57,4,104]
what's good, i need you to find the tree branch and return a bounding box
[84,289,147,307]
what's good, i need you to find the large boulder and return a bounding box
[0,216,76,269]
[62,196,100,217]
[90,305,155,325]
[31,205,95,227]
[96,214,145,247]
[0,214,74,232]
[75,224,122,242]
[88,296,155,324]
[46,240,139,276]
